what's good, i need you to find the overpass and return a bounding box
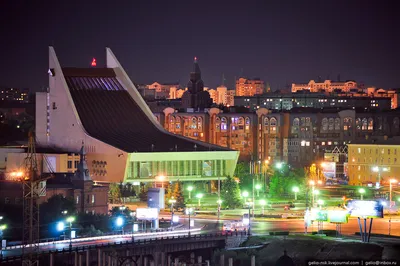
[1,230,248,266]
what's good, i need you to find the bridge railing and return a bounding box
[1,232,245,262]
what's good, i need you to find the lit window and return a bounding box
[92,194,95,204]
[76,196,79,204]
[358,148,361,154]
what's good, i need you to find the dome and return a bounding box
[275,250,295,266]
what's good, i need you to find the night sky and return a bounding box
[1,0,399,91]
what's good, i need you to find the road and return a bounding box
[2,216,400,259]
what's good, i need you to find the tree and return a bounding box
[235,162,255,193]
[172,181,185,210]
[138,183,148,202]
[221,176,241,208]
[40,194,76,228]
[165,182,173,207]
[268,167,306,199]
[109,183,121,203]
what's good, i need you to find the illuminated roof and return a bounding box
[63,68,229,153]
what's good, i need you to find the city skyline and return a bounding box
[0,1,400,91]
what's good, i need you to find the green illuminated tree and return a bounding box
[109,183,121,203]
[221,176,241,208]
[172,181,185,210]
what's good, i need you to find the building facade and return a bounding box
[235,78,265,96]
[291,80,358,93]
[157,107,400,170]
[347,138,400,186]
[235,93,392,111]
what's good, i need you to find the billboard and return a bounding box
[321,162,336,179]
[346,200,384,218]
[328,210,349,223]
[306,208,349,223]
[203,161,213,176]
[136,208,159,220]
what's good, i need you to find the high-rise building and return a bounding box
[235,78,265,96]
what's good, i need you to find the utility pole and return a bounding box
[22,131,52,266]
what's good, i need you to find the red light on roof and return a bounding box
[91,58,97,67]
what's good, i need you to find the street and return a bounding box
[2,216,400,259]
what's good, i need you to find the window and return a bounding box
[67,161,72,169]
[191,117,197,129]
[322,118,328,131]
[76,196,79,204]
[264,117,269,132]
[292,118,299,134]
[92,194,95,204]
[328,118,334,131]
[5,197,10,204]
[362,118,368,131]
[270,117,277,133]
[356,118,361,130]
[343,117,352,131]
[197,117,203,130]
[367,118,373,131]
[334,118,340,131]
[393,117,400,134]
[74,161,78,168]
[221,117,227,131]
[92,210,95,215]
[176,117,181,129]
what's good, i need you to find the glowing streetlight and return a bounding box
[187,186,193,199]
[292,186,299,201]
[242,191,249,204]
[56,221,65,232]
[156,175,165,188]
[389,179,397,210]
[275,162,283,169]
[317,199,324,209]
[359,188,366,200]
[260,199,266,215]
[196,193,203,207]
[255,184,261,197]
[169,197,176,226]
[66,216,75,250]
[0,224,6,259]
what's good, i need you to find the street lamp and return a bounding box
[217,199,222,220]
[372,166,389,184]
[66,216,75,250]
[260,199,266,215]
[196,193,203,207]
[359,188,366,200]
[156,175,165,188]
[115,216,125,235]
[292,186,299,201]
[186,208,193,236]
[169,197,176,226]
[255,184,261,197]
[275,162,283,169]
[313,189,320,207]
[242,191,249,204]
[389,179,397,210]
[56,221,65,239]
[187,186,193,199]
[0,224,6,259]
[317,199,324,209]
[309,181,315,207]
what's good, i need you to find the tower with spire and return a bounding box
[181,57,212,109]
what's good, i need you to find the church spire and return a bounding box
[75,142,91,181]
[192,56,201,77]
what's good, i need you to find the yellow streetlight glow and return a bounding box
[309,180,315,186]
